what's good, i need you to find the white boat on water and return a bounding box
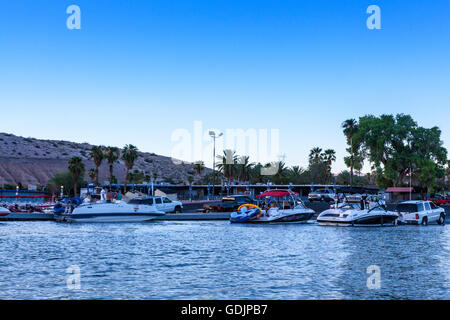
[0,207,10,217]
[251,190,315,223]
[317,188,398,226]
[53,197,165,223]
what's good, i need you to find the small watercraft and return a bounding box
[251,190,315,223]
[0,207,10,217]
[53,197,166,223]
[230,204,262,223]
[317,187,398,226]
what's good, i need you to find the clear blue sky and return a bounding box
[0,0,449,172]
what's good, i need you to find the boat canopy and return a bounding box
[256,190,298,198]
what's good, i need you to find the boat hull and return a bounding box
[0,207,10,217]
[317,213,398,226]
[249,210,315,224]
[54,202,165,223]
[54,213,163,223]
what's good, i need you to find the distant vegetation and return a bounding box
[39,113,450,195]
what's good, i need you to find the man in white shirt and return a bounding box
[100,187,107,202]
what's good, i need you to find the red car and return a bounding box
[426,194,450,205]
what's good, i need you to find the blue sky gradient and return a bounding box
[0,0,449,172]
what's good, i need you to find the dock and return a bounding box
[0,212,54,221]
[155,212,230,221]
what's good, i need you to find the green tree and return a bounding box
[68,157,85,197]
[342,119,359,187]
[104,146,120,187]
[193,161,205,183]
[122,144,139,193]
[323,149,336,182]
[89,145,104,186]
[216,150,237,184]
[235,156,254,182]
[47,171,83,197]
[356,114,448,190]
[287,166,305,184]
[307,147,330,184]
[88,168,96,182]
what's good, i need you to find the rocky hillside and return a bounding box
[0,132,210,187]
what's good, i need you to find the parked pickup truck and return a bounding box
[203,195,255,212]
[308,188,335,202]
[426,194,450,205]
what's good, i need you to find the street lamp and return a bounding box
[209,131,223,200]
[60,185,64,198]
[16,185,19,196]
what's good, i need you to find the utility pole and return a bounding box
[209,131,223,200]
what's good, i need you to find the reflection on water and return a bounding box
[0,221,449,299]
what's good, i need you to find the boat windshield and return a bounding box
[339,202,361,210]
[258,194,302,210]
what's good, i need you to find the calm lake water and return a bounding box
[1,220,449,299]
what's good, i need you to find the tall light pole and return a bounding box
[209,131,223,200]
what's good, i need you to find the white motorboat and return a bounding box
[250,190,315,223]
[317,188,398,226]
[53,197,165,223]
[0,207,10,217]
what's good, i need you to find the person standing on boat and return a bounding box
[106,188,114,203]
[100,187,107,202]
[83,193,91,204]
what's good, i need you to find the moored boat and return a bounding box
[53,197,165,223]
[230,204,262,223]
[0,207,10,217]
[317,188,398,226]
[250,190,315,223]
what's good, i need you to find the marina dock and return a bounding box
[0,212,54,221]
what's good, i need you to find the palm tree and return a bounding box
[323,149,336,182]
[68,157,85,197]
[122,144,139,193]
[88,168,96,182]
[89,145,104,186]
[309,147,323,165]
[104,146,120,188]
[236,156,254,182]
[289,166,304,184]
[273,161,288,184]
[342,119,359,186]
[216,150,237,184]
[193,161,205,183]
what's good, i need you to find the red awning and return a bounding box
[386,187,413,193]
[256,190,298,198]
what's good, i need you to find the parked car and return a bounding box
[308,189,335,202]
[396,200,445,225]
[129,196,183,213]
[203,195,254,212]
[426,194,450,205]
